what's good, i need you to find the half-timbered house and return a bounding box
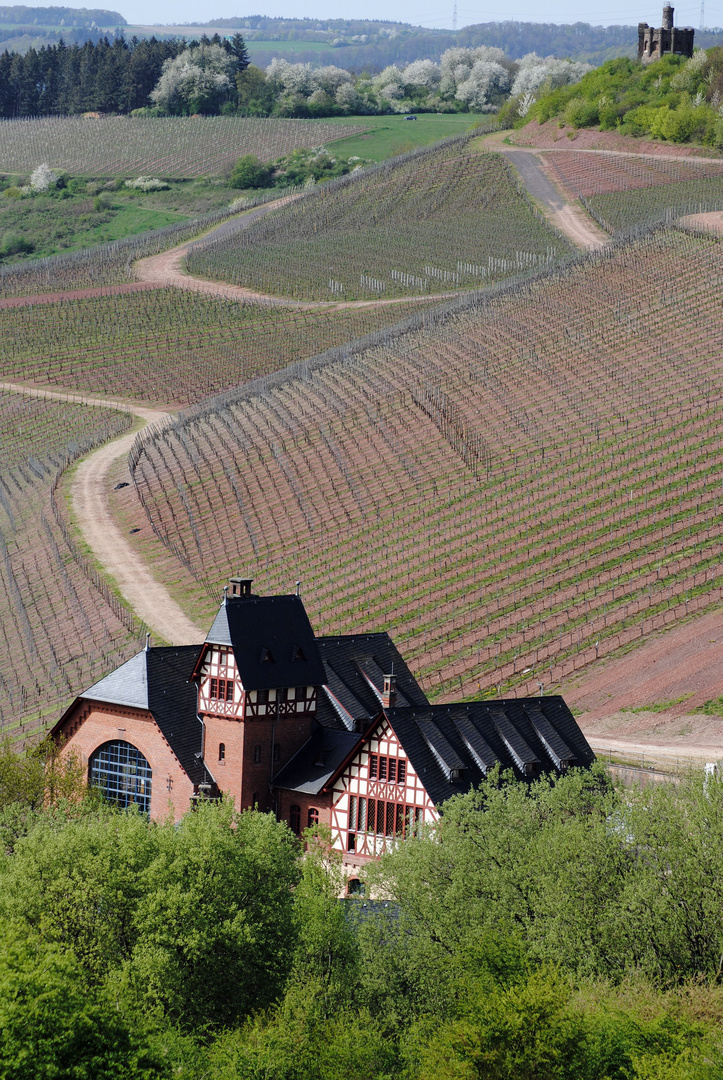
[53,579,595,875]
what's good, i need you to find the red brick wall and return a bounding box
[276,787,332,836]
[203,711,316,813]
[56,700,195,822]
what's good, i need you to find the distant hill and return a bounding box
[0,5,125,26]
[161,17,723,67]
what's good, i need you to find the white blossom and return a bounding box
[511,54,592,97]
[372,65,405,90]
[150,45,236,113]
[454,60,511,109]
[402,59,441,88]
[30,162,58,192]
[335,82,362,110]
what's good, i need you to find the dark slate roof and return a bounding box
[206,594,326,691]
[80,645,206,785]
[315,633,429,730]
[272,725,362,795]
[385,696,595,807]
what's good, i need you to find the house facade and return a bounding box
[53,579,595,872]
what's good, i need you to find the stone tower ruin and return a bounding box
[638,6,695,63]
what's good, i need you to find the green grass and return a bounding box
[0,193,187,262]
[321,113,491,162]
[699,698,723,716]
[621,696,694,714]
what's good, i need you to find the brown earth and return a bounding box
[0,281,159,310]
[509,120,723,158]
[0,380,204,646]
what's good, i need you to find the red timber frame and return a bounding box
[196,645,245,720]
[328,716,437,864]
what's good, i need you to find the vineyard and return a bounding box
[0,289,438,406]
[0,391,142,738]
[0,116,367,178]
[185,142,573,301]
[544,150,723,233]
[131,225,723,701]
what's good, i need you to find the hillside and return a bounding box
[131,223,723,703]
[185,140,573,301]
[519,50,723,149]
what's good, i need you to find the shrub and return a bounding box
[0,233,34,258]
[229,154,273,189]
[124,176,171,191]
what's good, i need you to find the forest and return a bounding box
[3,746,723,1079]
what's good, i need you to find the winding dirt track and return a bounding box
[0,380,204,646]
[9,135,723,744]
[134,196,459,310]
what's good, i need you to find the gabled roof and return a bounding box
[315,633,429,729]
[383,696,595,807]
[205,594,326,691]
[272,725,362,795]
[62,645,206,785]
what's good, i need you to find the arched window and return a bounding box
[89,740,152,814]
[308,807,319,828]
[218,743,225,762]
[347,878,365,896]
[290,805,301,834]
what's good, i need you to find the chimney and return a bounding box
[663,4,673,28]
[382,674,397,709]
[229,576,253,597]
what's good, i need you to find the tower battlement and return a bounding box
[638,6,695,62]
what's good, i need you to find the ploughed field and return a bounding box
[131,227,723,700]
[185,142,573,302]
[544,150,723,233]
[0,392,142,737]
[0,289,439,406]
[0,116,366,178]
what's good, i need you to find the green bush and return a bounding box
[230,154,274,189]
[0,232,34,258]
[563,96,600,128]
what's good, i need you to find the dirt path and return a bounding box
[0,379,204,646]
[501,147,609,249]
[134,193,463,310]
[0,281,159,310]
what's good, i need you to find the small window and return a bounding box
[349,796,357,830]
[389,758,397,783]
[347,877,364,895]
[218,743,225,762]
[273,743,281,762]
[210,677,219,700]
[257,688,268,704]
[398,760,406,784]
[395,803,404,836]
[290,805,301,834]
[225,680,234,702]
[385,801,395,837]
[253,745,261,764]
[277,687,287,703]
[358,797,367,832]
[369,754,378,779]
[252,792,259,808]
[295,685,307,700]
[367,798,376,833]
[308,807,319,827]
[347,832,356,852]
[380,757,387,781]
